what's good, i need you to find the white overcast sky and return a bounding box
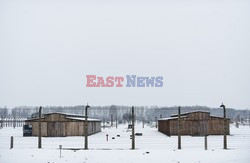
[0,0,249,109]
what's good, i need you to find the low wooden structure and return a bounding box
[158,111,230,136]
[25,112,101,137]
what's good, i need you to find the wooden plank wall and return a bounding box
[25,113,101,137]
[26,121,48,136]
[158,120,170,136]
[159,112,230,136]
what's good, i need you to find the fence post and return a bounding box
[59,145,62,158]
[131,106,135,150]
[13,117,16,129]
[220,103,227,149]
[178,106,181,150]
[111,114,113,127]
[103,118,105,129]
[116,117,118,129]
[204,135,208,150]
[0,117,2,129]
[142,118,144,128]
[155,116,158,128]
[249,115,250,128]
[38,106,42,149]
[84,104,90,150]
[10,136,13,149]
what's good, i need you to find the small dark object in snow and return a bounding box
[143,151,150,155]
[117,135,120,137]
[146,152,150,154]
[112,137,115,139]
[135,133,143,136]
[128,124,132,129]
[130,137,132,139]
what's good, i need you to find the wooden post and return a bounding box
[38,106,42,149]
[131,106,135,150]
[10,136,13,149]
[178,106,181,150]
[204,135,208,150]
[84,104,89,150]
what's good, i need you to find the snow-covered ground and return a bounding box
[0,124,250,163]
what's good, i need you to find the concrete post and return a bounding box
[10,136,13,149]
[84,104,89,150]
[223,105,227,149]
[142,118,144,128]
[131,106,135,150]
[220,103,227,149]
[111,114,113,127]
[155,116,158,128]
[205,135,208,150]
[59,145,62,158]
[116,117,118,129]
[38,106,42,149]
[249,115,250,128]
[103,118,105,129]
[178,106,181,150]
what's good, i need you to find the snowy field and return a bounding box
[0,124,250,163]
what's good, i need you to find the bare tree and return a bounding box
[122,113,132,124]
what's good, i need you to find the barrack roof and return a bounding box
[171,111,210,117]
[26,112,101,122]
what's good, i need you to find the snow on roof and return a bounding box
[210,115,230,120]
[26,112,101,121]
[66,116,101,122]
[26,117,45,121]
[158,114,230,121]
[158,115,188,121]
[44,112,85,117]
[171,110,210,117]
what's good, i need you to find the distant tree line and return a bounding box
[0,105,250,124]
